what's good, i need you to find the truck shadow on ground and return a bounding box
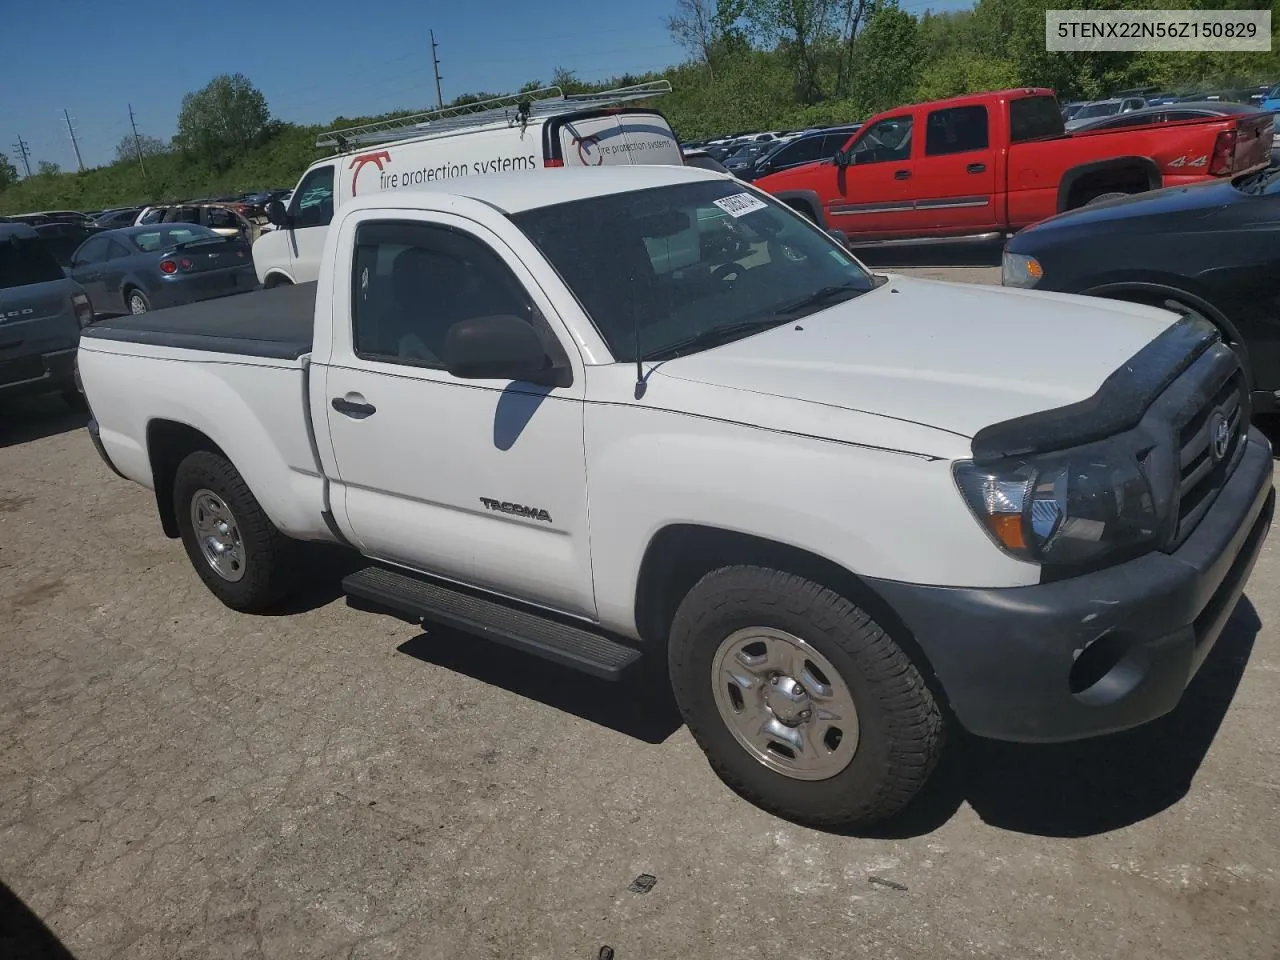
[394,593,1259,838]
[395,630,683,745]
[0,880,77,960]
[0,396,87,449]
[867,596,1262,840]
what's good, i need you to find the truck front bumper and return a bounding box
[870,427,1274,743]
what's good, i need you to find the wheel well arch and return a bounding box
[146,419,227,538]
[632,523,949,705]
[262,271,294,289]
[771,189,824,225]
[1081,280,1241,343]
[1080,280,1251,384]
[1057,157,1161,212]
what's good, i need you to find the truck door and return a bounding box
[319,215,595,617]
[825,114,919,239]
[912,104,1000,234]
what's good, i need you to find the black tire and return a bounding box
[786,200,817,222]
[126,287,150,315]
[173,450,299,612]
[1083,191,1133,206]
[668,565,944,829]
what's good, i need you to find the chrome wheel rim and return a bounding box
[129,293,147,314]
[190,488,246,582]
[711,627,859,781]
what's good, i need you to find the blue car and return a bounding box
[68,223,257,317]
[1260,82,1280,113]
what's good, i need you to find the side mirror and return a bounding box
[444,314,571,388]
[827,228,850,249]
[265,200,290,227]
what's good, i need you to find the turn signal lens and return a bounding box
[1001,252,1043,288]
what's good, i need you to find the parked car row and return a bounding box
[1064,83,1278,126]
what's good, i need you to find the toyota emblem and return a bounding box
[1209,410,1231,461]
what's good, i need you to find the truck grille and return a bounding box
[1172,367,1245,545]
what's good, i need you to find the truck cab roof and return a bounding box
[339,164,726,217]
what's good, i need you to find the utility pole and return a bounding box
[63,109,85,172]
[12,135,32,178]
[430,29,444,109]
[128,103,148,181]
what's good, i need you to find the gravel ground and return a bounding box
[2,261,1277,959]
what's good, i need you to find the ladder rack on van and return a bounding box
[314,80,673,152]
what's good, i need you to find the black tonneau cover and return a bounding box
[80,282,316,361]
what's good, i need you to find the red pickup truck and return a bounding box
[755,87,1274,245]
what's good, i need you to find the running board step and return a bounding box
[342,565,644,681]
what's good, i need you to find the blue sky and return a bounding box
[3,0,968,171]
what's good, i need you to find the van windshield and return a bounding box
[510,180,877,362]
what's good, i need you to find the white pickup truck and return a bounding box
[78,166,1274,829]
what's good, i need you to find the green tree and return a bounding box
[175,73,270,169]
[114,133,167,164]
[748,0,837,103]
[0,151,17,191]
[849,1,919,113]
[36,160,61,177]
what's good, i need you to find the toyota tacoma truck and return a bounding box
[76,166,1274,829]
[757,87,1275,246]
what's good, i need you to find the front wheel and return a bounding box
[668,565,945,829]
[173,450,299,612]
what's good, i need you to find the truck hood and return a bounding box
[655,277,1176,440]
[1018,178,1238,236]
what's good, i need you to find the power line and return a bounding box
[63,109,85,172]
[431,29,444,110]
[11,135,32,178]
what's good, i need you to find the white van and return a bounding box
[253,82,685,287]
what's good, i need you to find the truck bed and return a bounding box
[80,282,316,360]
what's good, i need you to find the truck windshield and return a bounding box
[511,180,877,362]
[0,235,65,289]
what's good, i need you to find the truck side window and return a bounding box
[925,106,989,156]
[351,220,541,369]
[293,166,335,229]
[847,117,913,164]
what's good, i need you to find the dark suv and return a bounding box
[739,126,863,182]
[0,223,94,408]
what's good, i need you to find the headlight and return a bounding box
[953,447,1158,570]
[1002,251,1043,288]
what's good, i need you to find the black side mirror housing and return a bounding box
[833,150,851,167]
[827,228,850,249]
[265,200,290,227]
[444,314,571,388]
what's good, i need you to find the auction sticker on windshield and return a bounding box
[714,193,768,218]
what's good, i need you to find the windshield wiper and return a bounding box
[646,318,789,361]
[774,282,866,315]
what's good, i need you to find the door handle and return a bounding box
[331,396,376,418]
[967,163,987,174]
[894,169,911,180]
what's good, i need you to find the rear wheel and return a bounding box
[1083,191,1134,206]
[127,288,150,314]
[667,565,945,829]
[173,450,299,612]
